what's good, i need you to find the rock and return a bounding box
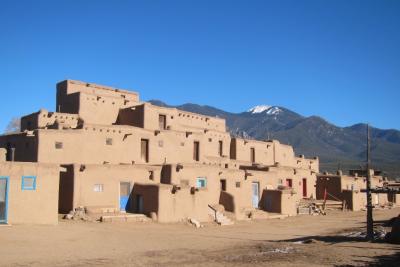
[63,214,73,220]
[189,218,201,228]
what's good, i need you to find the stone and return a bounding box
[189,218,201,228]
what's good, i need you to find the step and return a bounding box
[100,214,150,223]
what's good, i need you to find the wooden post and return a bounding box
[366,124,374,240]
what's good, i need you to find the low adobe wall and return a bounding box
[0,161,60,225]
[263,189,297,216]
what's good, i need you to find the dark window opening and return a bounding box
[250,147,255,163]
[220,179,226,191]
[193,141,200,161]
[286,179,293,188]
[55,142,63,149]
[141,139,149,163]
[106,138,113,145]
[219,141,223,157]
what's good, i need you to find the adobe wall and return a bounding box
[0,161,60,224]
[34,126,231,165]
[118,103,226,133]
[0,133,38,162]
[263,189,297,216]
[56,80,140,125]
[246,167,317,203]
[230,138,275,165]
[157,185,212,223]
[21,110,80,131]
[68,164,162,212]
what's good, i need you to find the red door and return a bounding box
[302,178,307,197]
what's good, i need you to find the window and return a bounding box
[250,147,255,163]
[55,142,63,149]
[21,176,36,190]
[141,139,149,163]
[159,114,166,130]
[286,179,293,188]
[235,182,241,188]
[106,138,113,145]
[196,177,207,188]
[149,171,154,180]
[193,141,200,161]
[93,184,104,192]
[220,179,226,191]
[219,141,223,157]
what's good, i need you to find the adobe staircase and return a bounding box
[208,205,234,226]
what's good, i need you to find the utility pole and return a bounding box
[366,124,374,240]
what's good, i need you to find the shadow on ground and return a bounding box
[338,251,400,267]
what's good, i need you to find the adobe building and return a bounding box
[316,169,394,211]
[0,80,321,224]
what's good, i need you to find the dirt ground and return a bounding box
[1,208,400,267]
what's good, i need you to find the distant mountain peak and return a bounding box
[248,105,282,115]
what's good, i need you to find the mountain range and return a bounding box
[149,100,400,179]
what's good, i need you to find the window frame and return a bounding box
[93,184,104,192]
[196,177,207,189]
[21,176,37,191]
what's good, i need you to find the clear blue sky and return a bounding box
[1,0,399,131]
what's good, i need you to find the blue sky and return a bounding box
[1,0,399,131]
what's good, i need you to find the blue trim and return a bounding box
[0,176,9,224]
[196,177,207,188]
[21,176,37,191]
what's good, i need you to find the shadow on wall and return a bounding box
[219,191,235,212]
[131,184,159,216]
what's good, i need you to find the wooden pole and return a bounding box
[366,124,374,240]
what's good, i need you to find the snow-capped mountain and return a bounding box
[248,105,282,115]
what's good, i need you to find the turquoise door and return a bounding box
[252,182,259,208]
[119,182,131,211]
[0,177,9,224]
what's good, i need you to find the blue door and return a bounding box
[252,182,259,208]
[0,177,9,224]
[119,182,131,212]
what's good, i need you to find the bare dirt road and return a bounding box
[1,208,399,266]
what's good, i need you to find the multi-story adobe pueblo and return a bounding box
[0,80,393,225]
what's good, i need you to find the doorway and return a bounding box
[252,182,259,208]
[119,182,131,212]
[0,177,9,224]
[302,178,307,197]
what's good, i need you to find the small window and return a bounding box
[149,171,154,180]
[106,138,113,146]
[159,114,166,130]
[22,176,36,190]
[196,177,207,188]
[250,147,255,163]
[286,179,293,188]
[235,182,241,188]
[219,141,223,157]
[93,184,104,192]
[141,139,149,163]
[55,142,63,149]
